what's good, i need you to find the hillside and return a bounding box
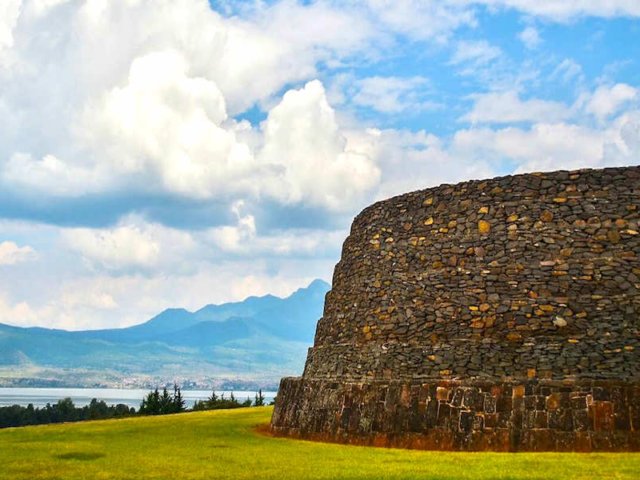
[0,280,330,387]
[0,408,638,480]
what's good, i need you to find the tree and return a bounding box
[254,389,265,407]
[56,398,77,422]
[160,387,173,414]
[88,399,110,420]
[173,385,185,413]
[140,388,161,415]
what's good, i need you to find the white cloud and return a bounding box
[550,58,584,85]
[0,296,39,327]
[3,153,106,196]
[465,0,640,20]
[517,26,541,49]
[348,108,640,199]
[248,1,375,64]
[61,204,345,275]
[452,109,640,173]
[603,111,640,165]
[362,0,476,43]
[79,49,259,199]
[581,83,637,122]
[342,128,497,200]
[448,40,503,76]
[454,123,604,172]
[0,0,21,52]
[61,291,118,311]
[259,80,381,210]
[0,0,384,212]
[351,76,440,113]
[0,241,37,265]
[64,224,161,271]
[461,91,571,124]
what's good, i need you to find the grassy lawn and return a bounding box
[0,407,639,480]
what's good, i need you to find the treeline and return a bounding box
[192,389,266,411]
[0,398,135,429]
[139,386,185,415]
[0,387,273,429]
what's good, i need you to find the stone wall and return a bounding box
[272,166,640,451]
[272,378,640,452]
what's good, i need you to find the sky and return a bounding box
[0,0,639,330]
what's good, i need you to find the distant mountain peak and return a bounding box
[0,279,331,384]
[307,279,330,290]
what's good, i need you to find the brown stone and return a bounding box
[608,229,620,244]
[540,210,554,222]
[478,220,491,233]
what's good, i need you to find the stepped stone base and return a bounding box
[271,377,640,452]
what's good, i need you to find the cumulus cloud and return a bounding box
[452,109,640,173]
[603,111,640,165]
[461,91,571,124]
[205,207,346,258]
[0,241,37,265]
[517,26,541,49]
[61,204,345,276]
[454,123,604,172]
[0,0,383,215]
[80,50,258,199]
[580,83,638,122]
[342,128,497,200]
[0,296,39,327]
[3,153,105,197]
[461,84,639,126]
[259,80,380,210]
[62,216,197,274]
[0,0,21,52]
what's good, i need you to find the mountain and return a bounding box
[0,279,330,387]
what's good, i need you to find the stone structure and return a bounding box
[271,166,640,451]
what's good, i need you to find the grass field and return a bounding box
[1,407,639,480]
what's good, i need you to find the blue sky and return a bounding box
[0,0,639,330]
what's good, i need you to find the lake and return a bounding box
[0,388,277,409]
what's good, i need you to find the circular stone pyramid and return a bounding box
[271,166,640,452]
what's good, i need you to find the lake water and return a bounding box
[0,388,277,409]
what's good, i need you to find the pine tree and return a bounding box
[152,388,161,414]
[160,387,173,414]
[173,385,185,413]
[254,389,265,407]
[208,391,219,407]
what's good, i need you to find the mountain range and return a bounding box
[0,279,330,388]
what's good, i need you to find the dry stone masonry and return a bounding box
[271,166,640,451]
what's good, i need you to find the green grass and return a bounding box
[0,407,638,480]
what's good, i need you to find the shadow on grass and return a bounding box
[55,452,106,461]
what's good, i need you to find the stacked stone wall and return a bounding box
[272,166,640,451]
[272,378,640,452]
